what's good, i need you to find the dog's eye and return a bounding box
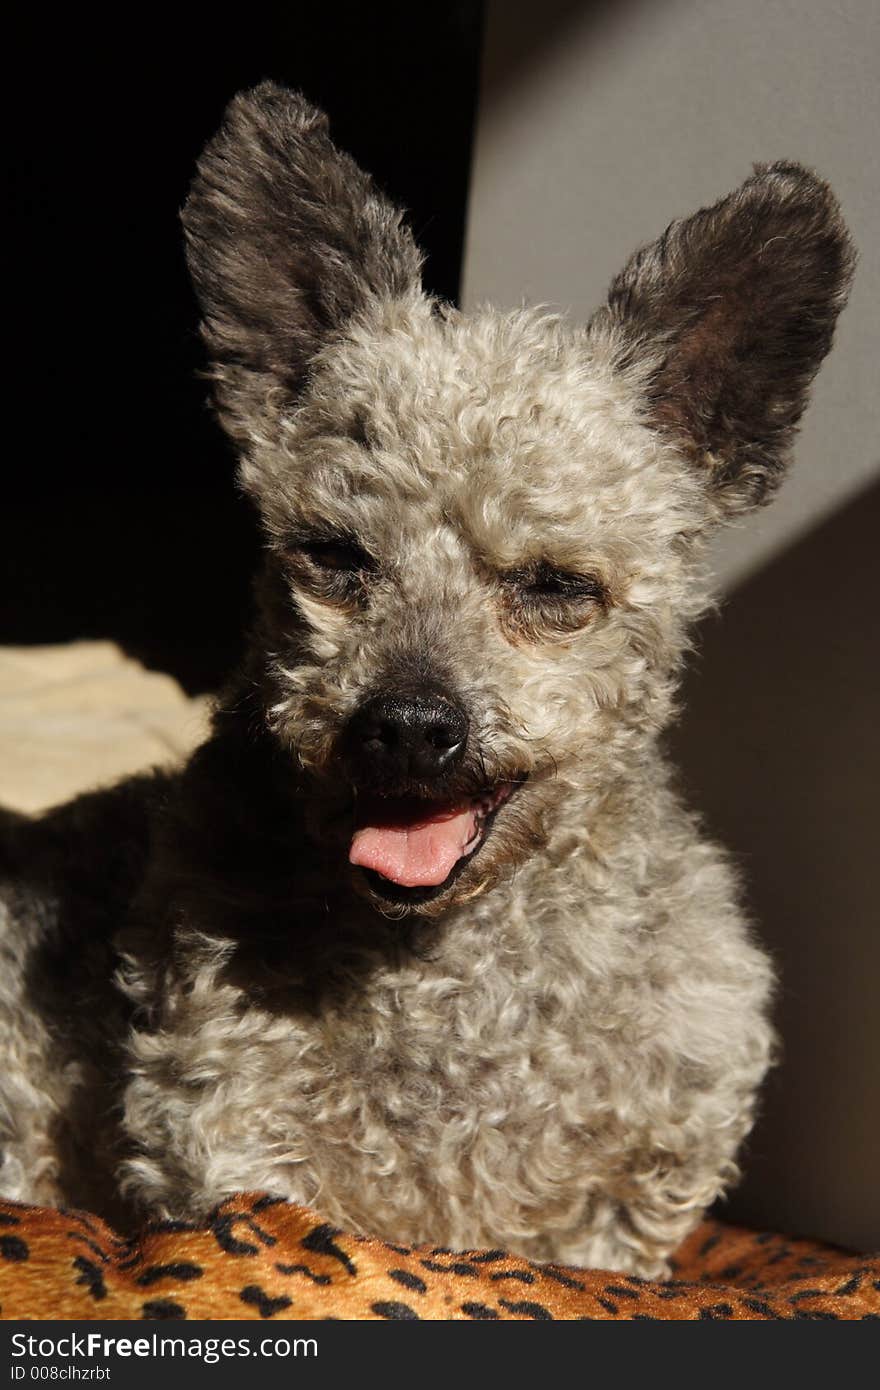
[520,565,606,603]
[302,540,371,574]
[500,563,608,641]
[285,536,377,607]
[511,563,607,605]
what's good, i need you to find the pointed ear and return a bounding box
[591,163,855,515]
[182,82,423,445]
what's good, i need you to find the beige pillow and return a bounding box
[0,642,211,815]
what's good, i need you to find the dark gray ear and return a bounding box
[592,162,855,514]
[182,82,423,444]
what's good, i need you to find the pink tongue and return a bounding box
[350,801,478,887]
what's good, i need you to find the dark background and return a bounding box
[4,4,485,690]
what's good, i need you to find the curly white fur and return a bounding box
[0,85,854,1277]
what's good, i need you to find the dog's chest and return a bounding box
[251,938,594,1134]
[162,902,623,1215]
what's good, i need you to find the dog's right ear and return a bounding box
[182,83,422,445]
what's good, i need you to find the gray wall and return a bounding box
[463,0,879,590]
[463,0,879,1249]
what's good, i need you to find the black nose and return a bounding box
[346,691,469,786]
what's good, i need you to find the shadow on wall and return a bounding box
[477,0,651,108]
[671,478,880,1252]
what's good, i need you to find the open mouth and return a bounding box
[349,782,519,905]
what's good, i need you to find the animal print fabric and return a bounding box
[1,1195,877,1320]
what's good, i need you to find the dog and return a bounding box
[0,83,854,1276]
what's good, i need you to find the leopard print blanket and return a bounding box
[1,1195,877,1321]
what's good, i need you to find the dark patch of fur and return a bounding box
[239,1284,292,1318]
[136,1262,203,1287]
[141,1299,186,1320]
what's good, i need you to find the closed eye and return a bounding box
[300,538,374,574]
[508,563,607,605]
[282,533,377,609]
[499,561,608,641]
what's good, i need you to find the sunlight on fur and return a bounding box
[0,83,854,1278]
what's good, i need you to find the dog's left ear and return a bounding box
[590,163,855,515]
[182,82,423,445]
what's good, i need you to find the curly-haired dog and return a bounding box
[0,84,854,1276]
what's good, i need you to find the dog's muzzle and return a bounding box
[341,685,514,895]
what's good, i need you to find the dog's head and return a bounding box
[183,83,853,916]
